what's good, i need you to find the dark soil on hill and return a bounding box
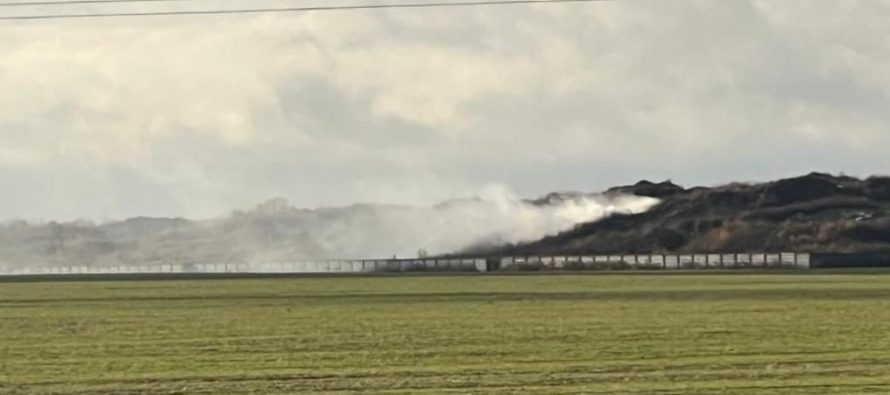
[472,173,890,255]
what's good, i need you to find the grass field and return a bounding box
[2,273,890,394]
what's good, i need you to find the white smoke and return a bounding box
[0,189,660,268]
[291,187,660,258]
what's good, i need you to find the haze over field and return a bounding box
[0,190,658,269]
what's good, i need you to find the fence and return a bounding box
[809,253,890,268]
[0,258,487,276]
[498,252,810,270]
[0,252,815,276]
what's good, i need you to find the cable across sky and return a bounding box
[0,0,200,7]
[0,0,613,20]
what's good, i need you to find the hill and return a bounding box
[471,173,890,255]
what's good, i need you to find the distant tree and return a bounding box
[417,248,429,258]
[254,197,292,215]
[47,222,64,256]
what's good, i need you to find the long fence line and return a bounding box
[499,252,809,270]
[1,258,487,276]
[0,252,811,276]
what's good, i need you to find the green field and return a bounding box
[2,274,890,394]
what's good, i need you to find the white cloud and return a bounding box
[2,0,890,219]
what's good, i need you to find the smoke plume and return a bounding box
[0,190,659,269]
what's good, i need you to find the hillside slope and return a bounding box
[479,173,890,255]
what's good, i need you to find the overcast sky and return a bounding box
[2,0,890,220]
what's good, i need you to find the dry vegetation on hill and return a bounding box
[479,173,890,256]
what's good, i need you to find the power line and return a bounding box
[0,0,613,20]
[0,0,196,7]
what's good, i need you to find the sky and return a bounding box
[2,0,890,221]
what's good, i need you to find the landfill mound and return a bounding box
[473,173,890,255]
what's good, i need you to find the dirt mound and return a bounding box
[470,173,890,255]
[606,180,686,198]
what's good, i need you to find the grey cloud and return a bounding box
[2,0,890,220]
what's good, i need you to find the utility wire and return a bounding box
[0,0,199,7]
[0,0,613,20]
